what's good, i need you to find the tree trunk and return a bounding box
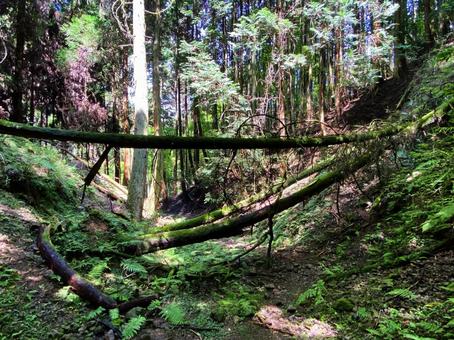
[127,0,149,220]
[146,155,336,234]
[147,0,166,214]
[319,48,327,135]
[0,116,430,150]
[37,224,157,313]
[394,0,408,78]
[423,0,434,48]
[11,0,27,123]
[334,26,343,118]
[120,50,131,186]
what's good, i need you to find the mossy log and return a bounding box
[0,118,403,149]
[37,224,117,309]
[126,152,372,255]
[145,156,336,235]
[36,224,156,312]
[129,106,450,253]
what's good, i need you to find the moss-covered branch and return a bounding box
[144,155,336,235]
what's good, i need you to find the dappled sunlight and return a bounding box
[0,233,21,259]
[0,233,47,285]
[254,305,337,338]
[0,203,39,225]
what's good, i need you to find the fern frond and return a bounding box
[85,307,105,321]
[88,260,109,281]
[160,302,185,325]
[122,316,146,339]
[386,288,416,300]
[121,259,147,275]
[296,280,326,305]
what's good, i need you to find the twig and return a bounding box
[267,215,274,268]
[189,329,202,340]
[213,233,269,266]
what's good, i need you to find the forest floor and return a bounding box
[0,47,453,339]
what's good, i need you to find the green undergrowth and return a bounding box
[0,45,452,340]
[276,46,454,339]
[0,135,264,338]
[0,136,80,214]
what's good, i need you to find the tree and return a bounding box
[127,0,149,220]
[10,0,27,123]
[147,0,166,214]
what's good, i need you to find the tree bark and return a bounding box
[37,224,157,313]
[120,50,131,186]
[37,225,117,309]
[423,0,434,48]
[0,118,409,149]
[147,0,166,214]
[11,0,27,123]
[394,0,408,78]
[127,0,149,220]
[319,48,327,135]
[0,118,418,149]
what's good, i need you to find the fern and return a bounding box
[88,260,109,282]
[160,302,186,325]
[356,307,369,319]
[386,288,416,300]
[85,307,105,321]
[109,308,121,327]
[296,280,326,305]
[121,259,147,275]
[121,316,146,339]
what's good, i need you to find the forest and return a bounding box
[0,0,453,339]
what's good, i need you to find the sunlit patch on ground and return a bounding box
[0,234,21,259]
[254,305,337,338]
[0,203,39,225]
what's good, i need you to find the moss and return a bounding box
[0,136,80,214]
[333,298,355,312]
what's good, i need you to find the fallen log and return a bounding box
[125,101,450,255]
[144,155,336,235]
[125,151,373,255]
[4,98,450,150]
[0,118,404,149]
[37,224,117,309]
[59,147,128,195]
[36,224,156,313]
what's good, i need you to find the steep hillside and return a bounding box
[0,46,453,339]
